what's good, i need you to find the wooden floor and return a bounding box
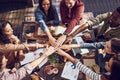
[0,0,120,40]
[0,2,38,40]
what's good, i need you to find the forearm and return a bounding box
[45,28,53,38]
[80,42,105,49]
[76,61,101,80]
[29,54,47,69]
[25,43,46,50]
[37,20,53,38]
[0,43,46,53]
[38,20,49,32]
[65,19,78,33]
[69,44,80,48]
[29,46,56,69]
[70,23,89,37]
[57,48,76,63]
[0,44,28,53]
[60,42,105,50]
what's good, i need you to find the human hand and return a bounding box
[60,44,72,51]
[44,46,57,57]
[56,48,76,63]
[10,35,20,44]
[82,33,92,41]
[56,35,66,47]
[18,51,25,61]
[49,35,66,48]
[49,36,57,47]
[65,36,73,44]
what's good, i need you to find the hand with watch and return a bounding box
[63,32,74,44]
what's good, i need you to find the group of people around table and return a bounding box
[0,0,120,80]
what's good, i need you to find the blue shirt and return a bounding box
[35,5,60,32]
[80,42,106,49]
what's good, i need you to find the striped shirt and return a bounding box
[76,61,101,80]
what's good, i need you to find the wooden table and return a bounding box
[37,61,86,80]
[22,22,66,43]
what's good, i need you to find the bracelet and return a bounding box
[36,43,39,49]
[63,32,69,36]
[23,43,30,52]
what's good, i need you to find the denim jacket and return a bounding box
[35,5,60,32]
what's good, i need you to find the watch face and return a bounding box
[65,23,69,27]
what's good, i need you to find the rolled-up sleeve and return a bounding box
[35,8,48,32]
[65,2,84,33]
[87,12,111,27]
[80,42,106,49]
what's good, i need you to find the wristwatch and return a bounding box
[63,32,69,36]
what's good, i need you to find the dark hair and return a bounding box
[109,54,120,80]
[39,0,52,11]
[0,20,12,44]
[38,0,55,22]
[116,7,120,14]
[0,53,5,69]
[111,38,120,54]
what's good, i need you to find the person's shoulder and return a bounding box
[35,6,40,11]
[35,6,43,13]
[50,5,58,11]
[96,12,112,18]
